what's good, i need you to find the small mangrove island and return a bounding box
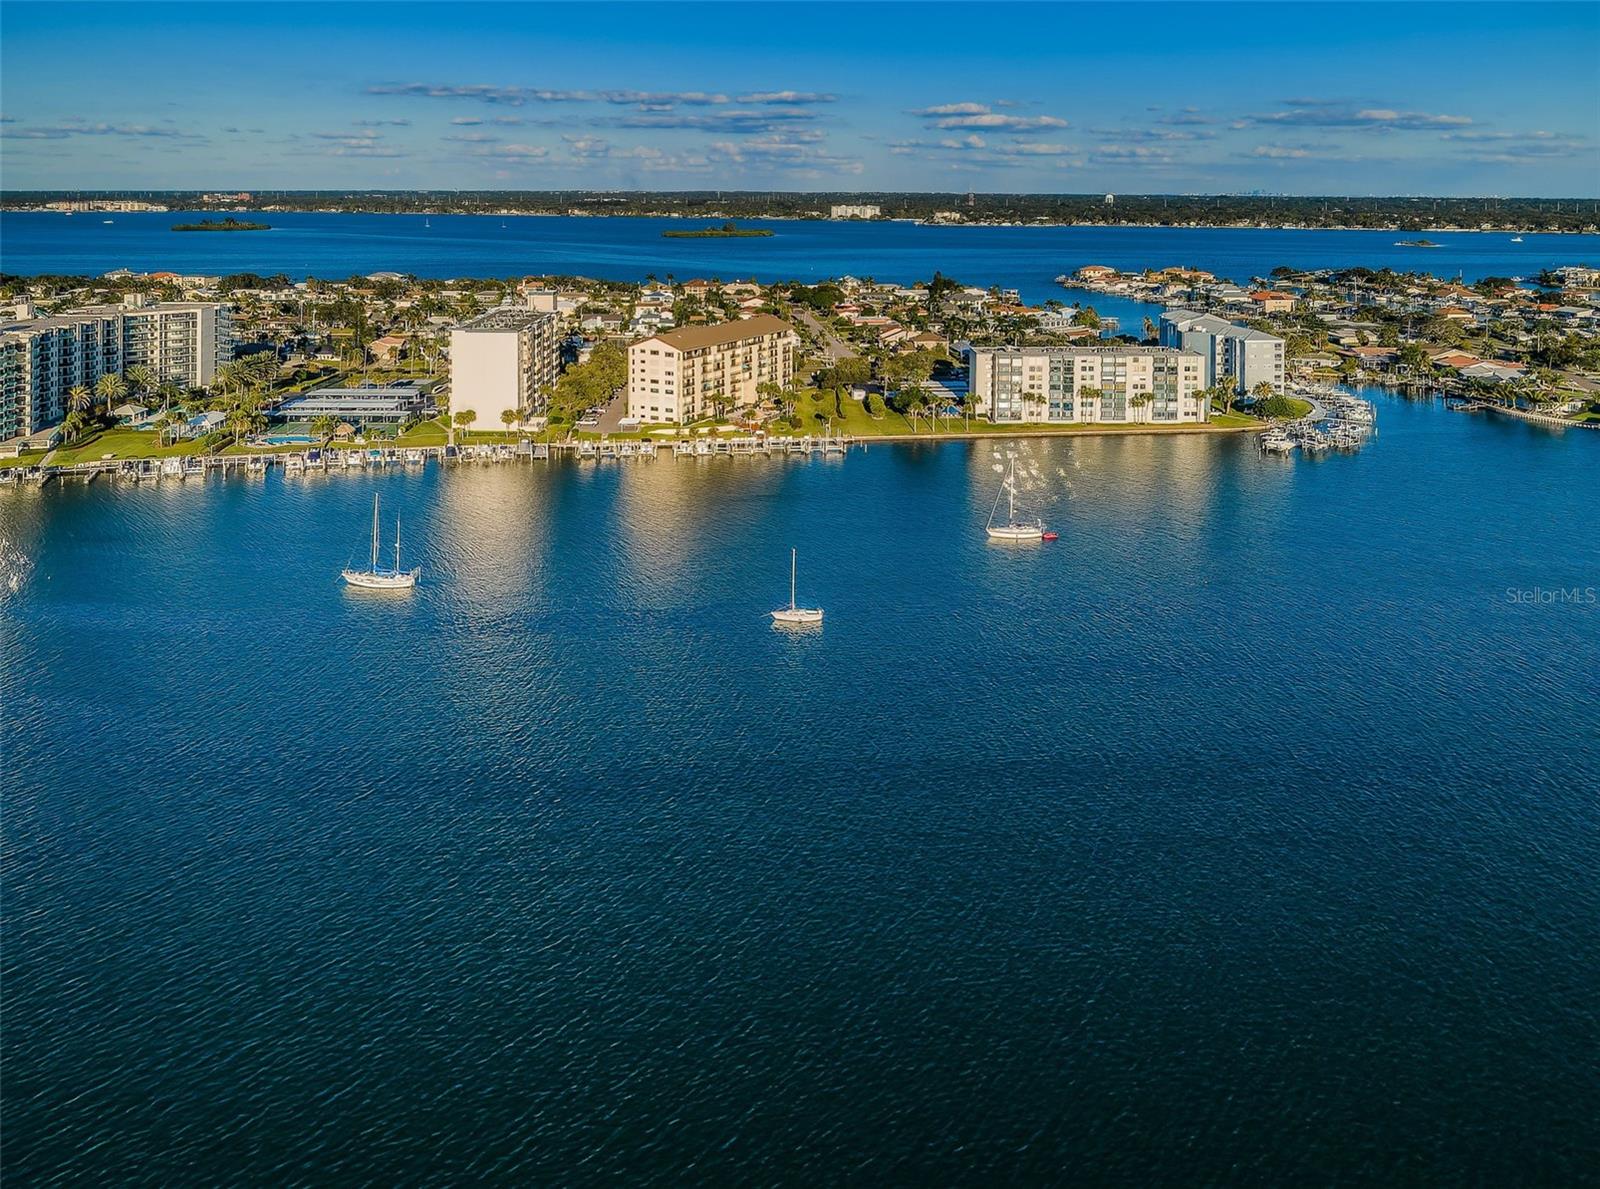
[662,220,773,239]
[1394,238,1442,247]
[172,217,271,232]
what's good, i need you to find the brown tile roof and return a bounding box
[641,314,794,351]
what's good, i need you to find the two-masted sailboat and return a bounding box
[985,458,1045,541]
[341,494,421,589]
[771,548,823,625]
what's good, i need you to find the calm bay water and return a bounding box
[3,211,1598,301]
[3,390,1598,1183]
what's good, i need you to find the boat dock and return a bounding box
[1258,387,1378,457]
[0,434,858,489]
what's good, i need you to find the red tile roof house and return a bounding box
[1249,291,1294,314]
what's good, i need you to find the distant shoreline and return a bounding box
[3,207,1593,235]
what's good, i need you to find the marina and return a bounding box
[0,433,860,489]
[1256,388,1379,457]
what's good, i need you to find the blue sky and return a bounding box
[2,2,1596,195]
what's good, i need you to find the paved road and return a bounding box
[790,306,856,363]
[591,392,630,434]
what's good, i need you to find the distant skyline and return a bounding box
[2,2,1597,196]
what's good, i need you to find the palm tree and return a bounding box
[94,373,128,418]
[1129,392,1152,423]
[213,360,246,400]
[311,414,338,446]
[62,410,92,443]
[68,384,93,415]
[500,408,519,434]
[125,364,157,406]
[453,409,477,442]
[225,406,266,445]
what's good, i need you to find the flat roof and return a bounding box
[453,308,556,333]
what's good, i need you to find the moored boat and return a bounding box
[985,458,1044,541]
[341,494,420,590]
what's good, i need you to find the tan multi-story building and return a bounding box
[966,344,1208,424]
[1,298,232,441]
[449,308,560,428]
[627,315,797,424]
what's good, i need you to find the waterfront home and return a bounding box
[1460,361,1527,383]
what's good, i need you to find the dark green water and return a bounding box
[2,392,1597,1183]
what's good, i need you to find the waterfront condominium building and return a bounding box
[829,204,882,219]
[965,344,1208,424]
[449,308,560,428]
[1,299,232,441]
[1159,310,1286,395]
[627,315,797,424]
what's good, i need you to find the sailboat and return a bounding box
[985,458,1044,541]
[341,494,420,589]
[770,548,823,624]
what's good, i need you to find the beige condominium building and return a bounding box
[966,344,1208,424]
[449,308,560,429]
[627,315,797,424]
[2,298,231,441]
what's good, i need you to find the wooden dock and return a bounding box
[1,434,860,490]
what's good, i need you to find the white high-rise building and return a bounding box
[965,345,1208,424]
[829,204,882,220]
[1,299,232,441]
[449,308,560,429]
[1159,310,1286,395]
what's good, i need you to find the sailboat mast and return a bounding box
[395,515,402,573]
[1008,461,1017,524]
[790,548,797,610]
[370,494,380,571]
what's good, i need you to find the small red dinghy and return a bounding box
[1041,531,1059,541]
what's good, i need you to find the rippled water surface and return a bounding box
[3,394,1598,1184]
[4,211,1598,301]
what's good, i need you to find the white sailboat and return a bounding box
[985,458,1044,541]
[341,494,420,589]
[770,548,823,624]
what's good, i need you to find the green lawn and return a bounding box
[791,388,915,435]
[48,428,210,467]
[397,417,452,446]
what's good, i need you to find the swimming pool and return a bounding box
[260,434,317,445]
